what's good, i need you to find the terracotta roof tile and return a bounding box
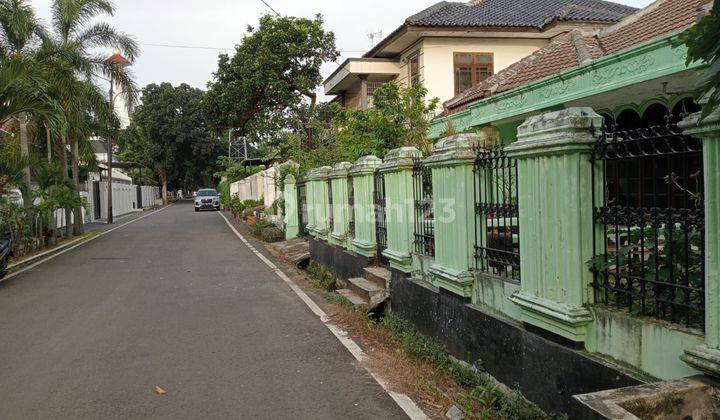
[444,0,709,112]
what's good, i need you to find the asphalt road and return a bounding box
[0,203,405,419]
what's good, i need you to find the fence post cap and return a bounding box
[349,155,382,175]
[517,107,601,135]
[284,174,297,184]
[425,133,479,166]
[508,107,601,157]
[329,162,353,179]
[679,96,720,139]
[307,166,332,180]
[378,146,422,172]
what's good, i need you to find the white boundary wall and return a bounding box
[230,166,280,207]
[139,186,159,209]
[99,182,134,219]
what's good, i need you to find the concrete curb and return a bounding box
[6,233,99,275]
[218,212,429,420]
[2,205,172,282]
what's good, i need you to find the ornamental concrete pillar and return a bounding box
[307,166,331,240]
[379,147,422,273]
[283,174,299,239]
[329,162,352,248]
[349,156,382,258]
[680,105,720,376]
[506,107,601,344]
[426,134,479,297]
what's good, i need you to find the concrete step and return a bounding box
[348,277,389,309]
[363,266,391,289]
[337,288,367,307]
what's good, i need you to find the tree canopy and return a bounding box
[682,1,719,117]
[280,78,439,175]
[123,83,222,201]
[204,14,338,139]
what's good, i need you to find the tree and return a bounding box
[42,0,138,234]
[204,13,338,145]
[0,0,49,211]
[280,78,439,174]
[126,83,222,204]
[681,1,719,117]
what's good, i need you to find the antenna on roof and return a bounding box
[367,30,383,47]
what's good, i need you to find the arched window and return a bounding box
[615,108,642,131]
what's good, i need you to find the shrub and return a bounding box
[306,262,336,291]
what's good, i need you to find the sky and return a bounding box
[29,0,656,100]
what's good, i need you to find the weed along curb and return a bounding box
[302,258,556,420]
[6,232,98,275]
[2,205,172,283]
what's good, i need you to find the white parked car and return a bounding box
[194,189,220,212]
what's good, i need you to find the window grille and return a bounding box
[590,121,704,329]
[374,170,388,264]
[474,146,520,281]
[413,158,434,257]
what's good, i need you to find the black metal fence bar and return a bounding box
[590,122,705,329]
[297,181,308,236]
[374,170,388,264]
[413,158,434,257]
[348,175,355,237]
[473,146,520,281]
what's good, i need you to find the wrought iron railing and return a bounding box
[473,146,520,281]
[297,181,308,236]
[590,122,705,329]
[327,179,334,232]
[348,175,355,237]
[413,158,435,257]
[374,170,388,264]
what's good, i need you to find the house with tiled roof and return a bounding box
[416,0,720,392]
[294,0,720,414]
[323,0,637,110]
[434,0,712,132]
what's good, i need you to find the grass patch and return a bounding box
[381,313,562,419]
[306,262,337,291]
[323,291,352,308]
[323,294,564,420]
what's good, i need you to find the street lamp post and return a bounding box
[104,49,131,224]
[107,77,115,224]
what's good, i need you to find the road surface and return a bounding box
[0,203,405,419]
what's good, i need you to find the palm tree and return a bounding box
[43,0,138,234]
[0,0,51,211]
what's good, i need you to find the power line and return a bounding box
[141,42,365,54]
[259,0,281,16]
[142,43,229,51]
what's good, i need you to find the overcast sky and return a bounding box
[30,0,655,100]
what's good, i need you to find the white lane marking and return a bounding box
[2,205,173,282]
[218,212,429,420]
